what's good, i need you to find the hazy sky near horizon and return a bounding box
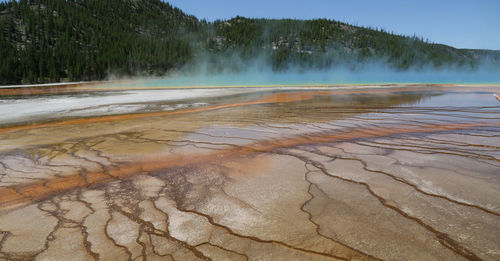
[167,0,500,50]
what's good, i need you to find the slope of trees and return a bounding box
[0,0,498,84]
[206,17,499,71]
[0,0,196,84]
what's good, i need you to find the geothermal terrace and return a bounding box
[0,83,499,260]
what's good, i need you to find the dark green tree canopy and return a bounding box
[0,0,498,84]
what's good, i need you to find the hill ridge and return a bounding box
[0,0,498,84]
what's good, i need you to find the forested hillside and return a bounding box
[0,0,499,84]
[0,0,198,84]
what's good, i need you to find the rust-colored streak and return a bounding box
[0,91,333,134]
[0,83,495,97]
[2,86,498,135]
[0,87,71,96]
[0,121,497,210]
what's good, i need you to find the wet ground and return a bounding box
[0,84,499,261]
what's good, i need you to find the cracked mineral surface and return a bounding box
[0,84,499,261]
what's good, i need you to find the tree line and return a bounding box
[0,0,498,84]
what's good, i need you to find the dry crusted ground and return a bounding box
[0,86,499,261]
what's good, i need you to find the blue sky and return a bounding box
[167,0,500,50]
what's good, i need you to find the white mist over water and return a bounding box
[107,58,500,88]
[163,67,500,86]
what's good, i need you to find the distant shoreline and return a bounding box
[1,80,500,90]
[0,81,110,89]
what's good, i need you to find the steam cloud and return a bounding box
[106,46,500,87]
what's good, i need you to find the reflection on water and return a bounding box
[0,86,459,126]
[0,85,499,261]
[410,91,500,107]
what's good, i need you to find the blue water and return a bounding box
[104,67,500,88]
